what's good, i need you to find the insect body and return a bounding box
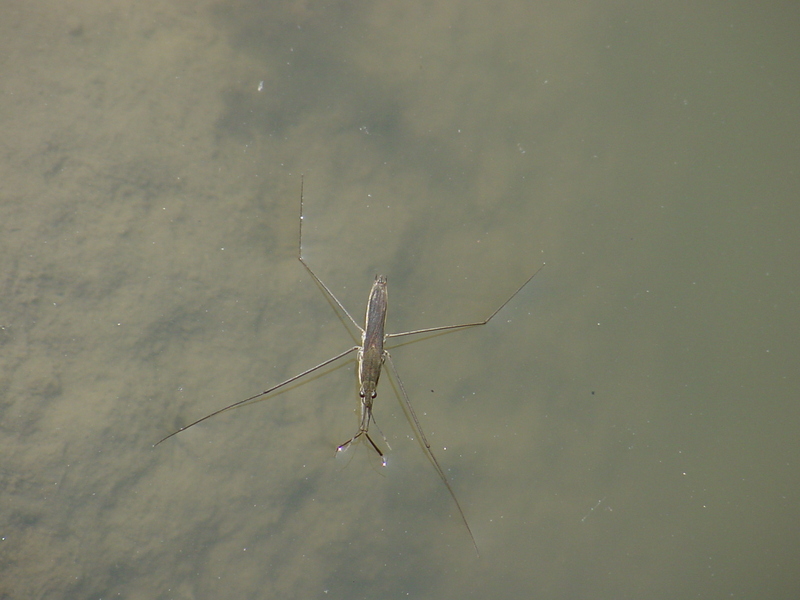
[336,274,388,460]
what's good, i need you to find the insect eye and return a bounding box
[359,391,365,398]
[371,391,377,399]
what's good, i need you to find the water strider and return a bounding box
[155,182,543,555]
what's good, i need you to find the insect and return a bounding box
[155,181,542,555]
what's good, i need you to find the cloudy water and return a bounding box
[0,1,797,598]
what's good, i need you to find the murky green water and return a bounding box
[1,2,797,598]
